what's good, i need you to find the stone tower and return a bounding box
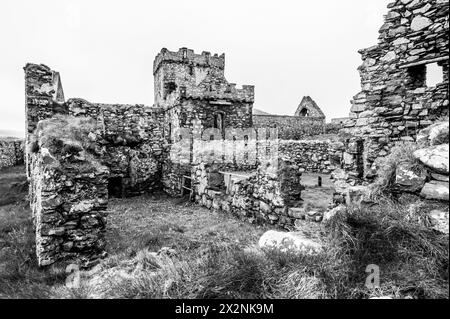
[153,47,227,110]
[152,47,255,141]
[153,48,255,195]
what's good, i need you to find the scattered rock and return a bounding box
[413,144,449,174]
[393,162,427,193]
[416,121,449,146]
[431,173,449,182]
[420,181,449,201]
[258,230,323,255]
[428,210,449,234]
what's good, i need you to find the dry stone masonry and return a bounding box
[30,116,108,267]
[191,159,305,230]
[279,140,336,174]
[253,96,326,139]
[24,2,449,266]
[66,98,165,197]
[343,0,449,180]
[0,138,24,169]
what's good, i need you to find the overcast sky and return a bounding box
[0,0,391,137]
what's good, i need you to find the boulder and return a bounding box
[416,121,449,146]
[258,230,323,255]
[420,181,449,201]
[393,162,427,193]
[428,210,449,234]
[413,144,449,174]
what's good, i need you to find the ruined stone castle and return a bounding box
[20,0,449,267]
[24,48,335,266]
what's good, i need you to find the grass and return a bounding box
[0,166,28,206]
[0,166,448,299]
[0,166,70,298]
[324,197,449,299]
[51,194,447,299]
[367,142,423,199]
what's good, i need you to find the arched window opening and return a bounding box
[299,108,308,117]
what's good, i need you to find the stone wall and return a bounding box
[67,99,165,197]
[0,138,24,169]
[253,115,325,139]
[343,0,449,180]
[191,159,304,229]
[24,63,66,177]
[24,64,167,197]
[331,117,350,125]
[394,121,448,202]
[30,116,108,267]
[324,122,343,134]
[279,140,337,174]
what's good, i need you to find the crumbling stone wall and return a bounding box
[0,138,24,169]
[25,64,167,198]
[24,47,345,265]
[253,115,325,139]
[25,64,167,266]
[279,140,336,174]
[324,122,343,134]
[30,116,108,267]
[344,0,449,180]
[24,64,66,177]
[252,96,326,139]
[192,159,304,229]
[67,99,165,196]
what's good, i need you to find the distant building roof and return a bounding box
[294,96,325,119]
[253,108,272,115]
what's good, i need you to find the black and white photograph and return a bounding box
[0,0,449,309]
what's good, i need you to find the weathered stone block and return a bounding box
[420,181,449,201]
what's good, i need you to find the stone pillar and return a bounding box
[31,117,108,267]
[24,64,65,178]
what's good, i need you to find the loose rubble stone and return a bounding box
[431,173,449,182]
[420,181,449,201]
[413,144,449,174]
[394,162,427,193]
[428,210,449,234]
[253,96,326,140]
[258,230,323,255]
[0,138,24,169]
[416,121,449,146]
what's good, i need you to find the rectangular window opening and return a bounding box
[407,62,444,89]
[426,62,444,87]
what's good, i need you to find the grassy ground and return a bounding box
[0,166,448,299]
[301,173,334,212]
[0,166,28,206]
